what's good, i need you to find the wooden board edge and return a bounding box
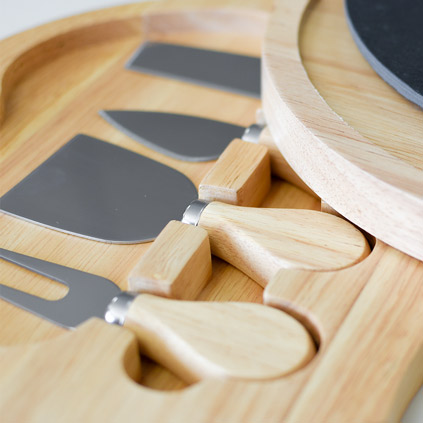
[262,0,423,261]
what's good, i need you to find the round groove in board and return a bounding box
[262,0,423,261]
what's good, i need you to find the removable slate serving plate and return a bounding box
[345,0,423,108]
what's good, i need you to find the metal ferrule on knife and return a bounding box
[241,123,265,143]
[181,200,211,226]
[104,292,137,326]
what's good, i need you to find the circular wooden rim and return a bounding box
[262,0,423,260]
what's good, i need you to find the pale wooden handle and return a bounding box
[198,202,370,287]
[258,127,317,196]
[199,139,271,206]
[128,221,211,300]
[124,294,315,383]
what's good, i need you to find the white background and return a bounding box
[0,0,142,39]
[0,1,421,421]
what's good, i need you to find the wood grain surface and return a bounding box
[0,1,422,421]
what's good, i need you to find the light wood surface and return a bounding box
[262,0,423,261]
[199,139,271,206]
[199,202,370,286]
[128,221,211,299]
[265,240,423,422]
[0,1,421,421]
[125,294,315,382]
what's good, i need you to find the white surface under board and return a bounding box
[0,0,143,40]
[0,0,422,421]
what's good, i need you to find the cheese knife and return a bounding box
[0,248,315,382]
[99,110,312,193]
[99,110,264,162]
[0,134,370,287]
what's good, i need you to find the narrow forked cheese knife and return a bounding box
[0,248,315,382]
[126,42,261,98]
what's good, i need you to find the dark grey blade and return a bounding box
[100,111,246,162]
[0,135,198,243]
[0,248,121,329]
[126,42,261,98]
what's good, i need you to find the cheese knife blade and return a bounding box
[0,134,198,243]
[100,110,263,161]
[126,42,261,98]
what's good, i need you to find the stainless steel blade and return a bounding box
[100,111,246,161]
[0,135,198,243]
[126,42,261,98]
[0,248,121,329]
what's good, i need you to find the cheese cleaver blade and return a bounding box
[0,134,198,243]
[100,110,257,161]
[126,42,261,98]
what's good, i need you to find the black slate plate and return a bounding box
[345,0,423,108]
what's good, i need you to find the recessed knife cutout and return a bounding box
[126,42,261,98]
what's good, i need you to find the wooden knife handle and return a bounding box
[198,202,371,287]
[128,221,212,299]
[199,139,271,206]
[124,294,315,383]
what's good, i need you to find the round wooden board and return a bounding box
[0,1,422,422]
[263,0,423,261]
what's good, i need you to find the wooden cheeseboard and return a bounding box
[0,0,422,422]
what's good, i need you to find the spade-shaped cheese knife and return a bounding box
[0,248,315,383]
[1,135,370,288]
